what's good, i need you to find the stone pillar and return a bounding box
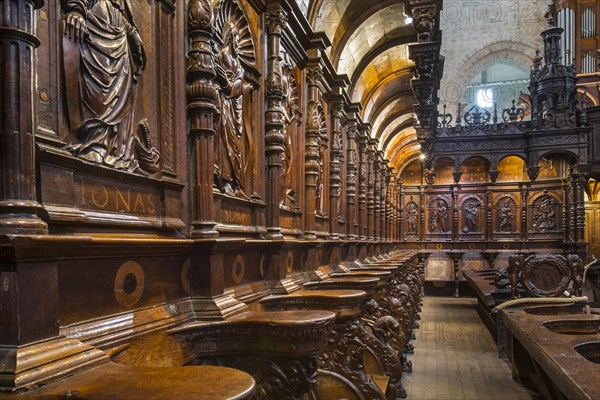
[0,0,48,235]
[345,123,358,240]
[264,8,288,240]
[329,99,343,240]
[357,130,368,240]
[304,67,322,240]
[188,0,219,238]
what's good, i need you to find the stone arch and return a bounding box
[441,41,536,114]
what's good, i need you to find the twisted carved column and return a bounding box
[264,9,288,240]
[188,0,219,238]
[357,132,368,240]
[0,0,48,234]
[366,140,376,241]
[304,67,322,240]
[329,99,344,240]
[574,169,586,244]
[398,179,404,242]
[346,123,358,240]
[381,161,390,241]
[373,152,382,242]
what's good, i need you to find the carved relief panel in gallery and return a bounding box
[211,0,260,200]
[529,192,562,236]
[460,196,482,235]
[35,0,186,231]
[494,194,519,236]
[404,201,419,236]
[427,196,450,235]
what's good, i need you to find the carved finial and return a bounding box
[545,5,555,27]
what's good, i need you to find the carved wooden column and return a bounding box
[520,184,528,242]
[451,185,458,241]
[366,139,376,241]
[381,160,389,241]
[386,165,393,241]
[188,0,219,238]
[329,98,344,240]
[448,251,464,298]
[485,189,492,241]
[346,122,358,240]
[574,168,586,244]
[373,150,381,242]
[0,0,48,235]
[264,8,288,240]
[357,130,368,240]
[398,180,404,243]
[304,67,322,240]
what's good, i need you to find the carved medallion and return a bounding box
[232,255,246,284]
[521,255,571,297]
[114,261,145,308]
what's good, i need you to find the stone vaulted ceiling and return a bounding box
[306,0,419,176]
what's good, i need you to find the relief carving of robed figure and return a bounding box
[63,0,158,173]
[214,22,247,198]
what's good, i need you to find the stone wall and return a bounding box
[439,0,548,115]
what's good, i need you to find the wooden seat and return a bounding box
[13,363,255,400]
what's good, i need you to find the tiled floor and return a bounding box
[403,297,537,400]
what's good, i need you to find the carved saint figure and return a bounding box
[498,198,515,232]
[214,22,246,198]
[63,0,148,170]
[406,203,418,235]
[462,199,480,233]
[429,199,449,233]
[280,54,300,210]
[533,196,556,232]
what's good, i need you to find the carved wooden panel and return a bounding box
[434,158,454,184]
[459,195,483,234]
[400,160,422,185]
[537,156,562,180]
[493,193,520,236]
[33,0,187,232]
[497,156,526,182]
[528,191,562,235]
[427,195,451,235]
[585,202,600,259]
[460,158,488,183]
[404,201,420,237]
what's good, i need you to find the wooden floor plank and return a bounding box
[403,297,535,400]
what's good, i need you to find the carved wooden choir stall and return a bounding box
[1,0,600,399]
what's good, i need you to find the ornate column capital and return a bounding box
[265,9,288,36]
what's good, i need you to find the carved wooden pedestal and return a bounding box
[169,310,336,400]
[302,280,408,399]
[260,290,391,400]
